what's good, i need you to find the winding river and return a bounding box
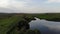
[29,17,60,34]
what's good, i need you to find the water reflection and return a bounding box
[29,18,60,34]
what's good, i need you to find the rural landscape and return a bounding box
[0,13,60,34]
[0,0,60,34]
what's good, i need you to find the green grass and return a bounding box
[0,15,22,34]
[34,13,60,21]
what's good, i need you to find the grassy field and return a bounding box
[0,13,23,34]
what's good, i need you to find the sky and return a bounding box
[0,0,60,13]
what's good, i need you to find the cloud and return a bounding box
[47,0,60,3]
[0,0,60,13]
[0,0,27,8]
[9,0,27,9]
[0,0,33,13]
[0,0,9,8]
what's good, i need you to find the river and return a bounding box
[29,17,60,34]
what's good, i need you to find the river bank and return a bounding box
[34,13,60,22]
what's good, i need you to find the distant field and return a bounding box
[19,13,60,21]
[33,13,60,21]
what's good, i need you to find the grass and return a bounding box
[34,13,60,21]
[0,15,22,34]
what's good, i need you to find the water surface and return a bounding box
[29,17,60,34]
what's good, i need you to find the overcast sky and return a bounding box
[0,0,60,13]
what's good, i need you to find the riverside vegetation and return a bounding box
[35,13,60,22]
[0,13,41,34]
